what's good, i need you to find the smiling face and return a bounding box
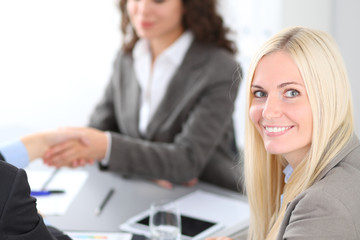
[249,51,313,168]
[126,0,184,43]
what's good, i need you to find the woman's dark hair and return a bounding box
[119,0,237,54]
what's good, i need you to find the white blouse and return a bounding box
[133,31,194,135]
[280,164,294,206]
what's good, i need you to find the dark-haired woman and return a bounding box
[44,0,242,191]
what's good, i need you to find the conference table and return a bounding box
[32,162,248,237]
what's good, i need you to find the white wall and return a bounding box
[0,0,120,141]
[281,0,333,33]
[333,0,360,136]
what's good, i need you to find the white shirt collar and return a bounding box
[280,164,294,206]
[133,38,149,63]
[133,30,194,66]
[132,31,194,91]
[161,30,194,67]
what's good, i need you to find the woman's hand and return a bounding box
[154,178,198,189]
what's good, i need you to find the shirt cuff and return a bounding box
[100,132,112,167]
[0,139,30,168]
[42,217,51,226]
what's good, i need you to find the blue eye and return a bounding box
[284,89,300,97]
[253,91,267,98]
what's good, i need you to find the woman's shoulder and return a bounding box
[304,141,360,205]
[109,48,134,75]
[193,40,237,62]
[282,184,359,239]
[187,40,241,76]
[306,135,360,196]
[317,136,360,195]
[115,49,132,62]
[286,144,360,237]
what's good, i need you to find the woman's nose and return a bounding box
[138,0,152,15]
[262,95,283,120]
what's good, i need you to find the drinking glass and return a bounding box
[149,199,181,240]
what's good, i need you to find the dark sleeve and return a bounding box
[0,165,71,240]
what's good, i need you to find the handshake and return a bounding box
[24,127,108,168]
[23,127,198,189]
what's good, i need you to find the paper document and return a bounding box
[175,190,249,229]
[65,231,132,240]
[26,168,88,215]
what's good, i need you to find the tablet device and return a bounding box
[120,210,223,240]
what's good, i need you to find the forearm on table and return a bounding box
[105,131,221,183]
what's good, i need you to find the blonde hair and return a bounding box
[244,26,354,240]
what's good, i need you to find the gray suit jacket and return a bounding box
[233,135,360,240]
[277,134,360,239]
[89,40,242,191]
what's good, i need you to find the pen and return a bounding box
[31,190,65,196]
[95,188,115,216]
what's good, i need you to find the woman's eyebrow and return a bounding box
[251,85,263,89]
[251,82,304,89]
[277,81,303,89]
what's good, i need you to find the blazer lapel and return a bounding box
[121,56,142,138]
[145,41,208,139]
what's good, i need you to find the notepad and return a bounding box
[26,168,88,215]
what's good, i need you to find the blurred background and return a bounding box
[1,0,359,149]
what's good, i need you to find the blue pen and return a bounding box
[31,190,65,196]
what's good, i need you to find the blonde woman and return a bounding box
[208,26,360,240]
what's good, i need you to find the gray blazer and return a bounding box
[89,40,242,191]
[277,134,360,239]
[234,135,360,240]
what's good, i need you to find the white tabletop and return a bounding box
[41,164,246,234]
